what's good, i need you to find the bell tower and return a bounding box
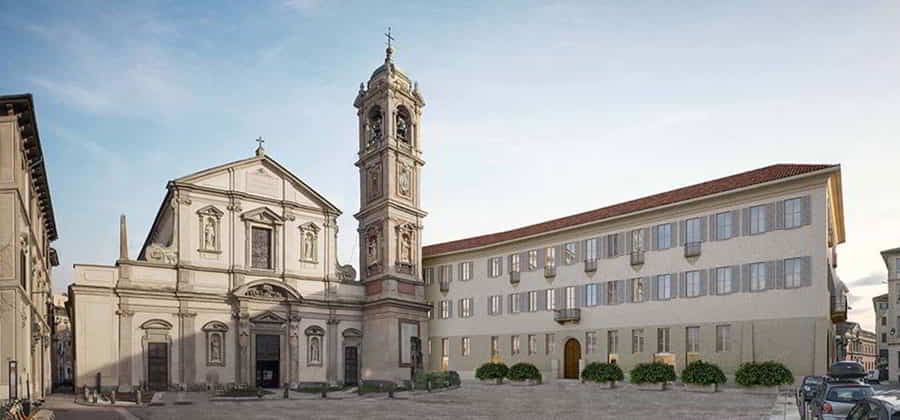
[354,33,429,381]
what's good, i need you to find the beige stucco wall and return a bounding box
[424,174,836,380]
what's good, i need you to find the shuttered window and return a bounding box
[491,336,499,357]
[715,267,732,294]
[527,250,538,270]
[586,331,597,354]
[685,218,702,243]
[584,239,598,261]
[750,263,767,291]
[686,327,700,353]
[716,325,731,352]
[607,330,617,355]
[510,254,520,273]
[784,198,803,228]
[528,291,538,312]
[546,289,556,311]
[511,336,520,355]
[657,328,671,353]
[528,335,536,355]
[685,271,701,297]
[632,329,645,353]
[656,224,672,249]
[460,262,473,281]
[715,212,732,240]
[784,258,803,288]
[439,300,450,319]
[424,267,434,285]
[565,286,576,309]
[489,257,502,278]
[750,205,768,234]
[632,278,646,302]
[462,337,470,356]
[607,281,618,304]
[546,334,556,354]
[656,274,673,299]
[510,293,521,313]
[545,247,556,268]
[563,242,577,264]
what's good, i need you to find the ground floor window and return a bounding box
[657,328,670,353]
[545,334,555,355]
[461,337,470,356]
[716,325,731,352]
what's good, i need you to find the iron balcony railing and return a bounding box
[584,259,597,272]
[831,296,848,322]
[544,265,557,278]
[509,271,520,285]
[630,251,645,266]
[684,241,702,258]
[554,308,581,324]
[439,280,449,293]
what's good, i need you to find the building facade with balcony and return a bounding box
[836,322,877,371]
[423,164,846,381]
[873,293,889,377]
[0,94,60,400]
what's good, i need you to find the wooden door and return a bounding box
[147,343,169,390]
[255,335,280,388]
[344,347,358,386]
[564,339,581,379]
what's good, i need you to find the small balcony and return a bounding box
[509,271,520,285]
[544,265,557,278]
[831,295,847,323]
[584,260,597,272]
[630,251,645,266]
[554,308,581,324]
[439,280,449,293]
[684,242,702,258]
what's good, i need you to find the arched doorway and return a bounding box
[564,338,581,379]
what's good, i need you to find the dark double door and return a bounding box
[147,343,169,390]
[344,346,359,386]
[256,335,281,388]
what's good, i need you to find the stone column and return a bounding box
[326,319,340,385]
[289,314,301,385]
[179,312,197,387]
[234,309,251,385]
[116,309,135,391]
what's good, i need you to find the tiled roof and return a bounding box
[423,163,837,257]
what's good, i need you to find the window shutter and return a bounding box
[497,257,503,275]
[671,222,680,247]
[699,270,708,296]
[520,293,528,312]
[766,203,776,233]
[650,226,658,250]
[448,265,453,283]
[742,208,751,236]
[616,279,626,304]
[556,287,565,309]
[642,228,650,251]
[625,232,633,254]
[678,220,686,246]
[731,210,741,238]
[617,232,626,256]
[507,255,514,273]
[498,295,503,314]
[599,282,607,305]
[487,296,493,315]
[700,217,708,242]
[775,259,785,289]
[575,285,583,308]
[575,241,583,263]
[801,256,812,287]
[447,300,453,318]
[554,245,562,266]
[642,277,651,301]
[437,267,444,284]
[741,264,751,292]
[521,252,529,271]
[678,272,686,298]
[731,266,740,294]
[708,215,718,242]
[801,195,812,226]
[766,261,777,290]
[487,258,494,277]
[708,269,717,295]
[775,200,785,230]
[538,248,546,269]
[508,294,513,313]
[625,279,634,303]
[651,276,659,300]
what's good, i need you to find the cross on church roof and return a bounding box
[255,136,265,157]
[385,27,394,49]
[384,27,395,62]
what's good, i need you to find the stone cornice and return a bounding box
[354,200,427,221]
[361,297,430,312]
[170,182,339,218]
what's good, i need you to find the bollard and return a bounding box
[283,383,289,400]
[136,389,142,405]
[426,379,431,393]
[111,391,116,405]
[321,384,327,399]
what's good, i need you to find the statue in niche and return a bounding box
[210,333,222,363]
[396,114,409,143]
[398,165,411,196]
[400,232,412,264]
[367,235,378,266]
[303,231,316,261]
[204,217,216,250]
[369,113,383,145]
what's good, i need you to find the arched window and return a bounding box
[367,106,383,147]
[395,106,411,144]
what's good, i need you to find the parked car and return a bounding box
[846,396,900,420]
[830,361,867,380]
[810,380,874,420]
[799,376,825,416]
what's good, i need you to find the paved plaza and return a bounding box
[121,381,779,420]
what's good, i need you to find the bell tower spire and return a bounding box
[354,31,429,382]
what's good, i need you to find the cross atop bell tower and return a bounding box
[353,32,430,382]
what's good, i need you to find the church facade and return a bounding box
[67,46,430,390]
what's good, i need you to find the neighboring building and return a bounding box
[67,46,429,391]
[883,247,900,383]
[0,94,60,400]
[836,322,877,371]
[423,164,847,380]
[51,294,72,387]
[873,293,889,376]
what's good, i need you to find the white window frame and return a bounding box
[715,212,732,240]
[462,337,470,356]
[528,291,538,312]
[632,328,644,354]
[716,325,731,352]
[546,289,556,311]
[510,254,520,273]
[563,242,577,264]
[784,198,802,229]
[784,258,802,288]
[750,205,767,234]
[545,247,556,269]
[586,331,597,354]
[656,224,672,249]
[585,284,598,306]
[585,239,598,262]
[511,335,520,355]
[686,326,700,353]
[715,267,732,294]
[685,218,702,243]
[528,334,536,355]
[489,295,501,315]
[527,250,538,271]
[607,330,618,355]
[489,257,502,278]
[657,328,671,353]
[685,271,701,297]
[565,286,575,309]
[750,263,767,291]
[657,274,672,300]
[439,300,449,319]
[632,278,645,302]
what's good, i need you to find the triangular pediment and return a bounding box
[240,207,284,225]
[250,311,287,324]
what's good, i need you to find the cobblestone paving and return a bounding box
[128,381,777,420]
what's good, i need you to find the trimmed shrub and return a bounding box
[507,363,542,382]
[735,361,793,387]
[414,371,462,389]
[629,362,677,384]
[681,361,727,386]
[581,362,624,383]
[475,362,509,381]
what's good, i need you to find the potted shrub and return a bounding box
[475,362,509,385]
[581,362,624,389]
[735,361,793,394]
[507,363,542,386]
[681,361,726,393]
[630,362,677,391]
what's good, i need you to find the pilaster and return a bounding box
[116,309,135,390]
[326,318,339,384]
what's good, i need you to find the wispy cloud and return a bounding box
[848,273,885,287]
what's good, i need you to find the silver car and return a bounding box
[811,381,875,420]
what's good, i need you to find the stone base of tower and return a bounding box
[360,300,430,384]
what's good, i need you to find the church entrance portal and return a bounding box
[255,334,280,388]
[564,338,581,379]
[147,342,169,390]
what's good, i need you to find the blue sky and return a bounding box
[3,1,899,330]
